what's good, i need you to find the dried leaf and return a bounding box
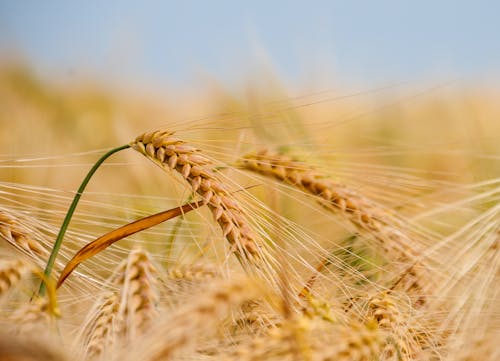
[57,201,203,288]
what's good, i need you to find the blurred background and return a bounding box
[0,1,499,210]
[1,1,499,90]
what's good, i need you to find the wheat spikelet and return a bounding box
[241,150,428,298]
[81,249,159,358]
[131,131,262,262]
[112,248,159,338]
[0,258,32,297]
[167,263,220,282]
[163,263,221,300]
[82,292,121,360]
[365,292,418,360]
[0,209,46,259]
[120,277,263,361]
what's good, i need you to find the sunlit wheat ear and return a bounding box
[241,150,428,296]
[111,248,159,339]
[0,209,47,260]
[241,150,414,252]
[0,259,32,297]
[119,277,264,361]
[82,292,121,360]
[131,131,263,264]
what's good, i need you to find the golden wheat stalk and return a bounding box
[241,150,428,298]
[164,263,219,291]
[131,131,263,262]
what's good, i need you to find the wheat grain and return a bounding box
[0,258,32,297]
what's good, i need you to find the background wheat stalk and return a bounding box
[241,150,431,301]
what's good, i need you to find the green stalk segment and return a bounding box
[39,144,130,295]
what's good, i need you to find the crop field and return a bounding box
[0,65,499,361]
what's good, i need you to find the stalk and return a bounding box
[39,144,130,295]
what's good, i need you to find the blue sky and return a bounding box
[1,1,499,89]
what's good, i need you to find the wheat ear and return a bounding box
[82,249,159,358]
[82,292,121,360]
[0,259,32,297]
[241,150,427,295]
[131,131,262,262]
[0,210,46,259]
[112,248,159,338]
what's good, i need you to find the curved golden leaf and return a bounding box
[57,201,203,288]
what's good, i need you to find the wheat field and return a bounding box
[0,65,499,361]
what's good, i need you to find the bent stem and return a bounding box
[38,144,130,296]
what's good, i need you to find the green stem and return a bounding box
[39,144,130,296]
